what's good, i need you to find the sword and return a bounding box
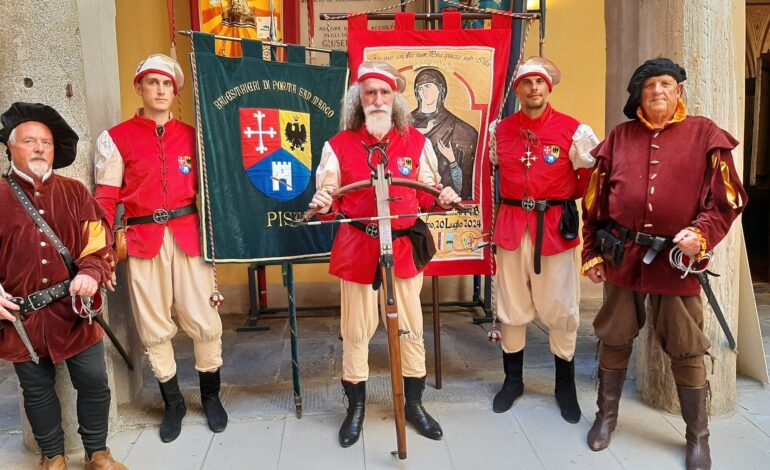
[696,271,737,351]
[73,293,134,370]
[0,283,40,364]
[94,315,134,370]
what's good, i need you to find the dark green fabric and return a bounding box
[241,39,263,59]
[191,32,348,262]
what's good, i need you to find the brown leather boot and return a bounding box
[587,368,626,451]
[84,449,128,470]
[39,455,67,470]
[677,384,711,470]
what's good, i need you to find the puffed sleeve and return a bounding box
[580,130,614,273]
[417,139,442,209]
[93,131,124,228]
[569,123,599,170]
[315,141,341,221]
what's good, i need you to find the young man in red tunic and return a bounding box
[490,57,599,423]
[309,61,460,448]
[94,54,226,443]
[582,58,747,470]
[0,103,125,469]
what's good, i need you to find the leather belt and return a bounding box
[607,219,672,264]
[11,280,71,315]
[349,220,410,239]
[501,198,567,274]
[126,203,197,226]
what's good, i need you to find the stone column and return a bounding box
[604,0,745,415]
[0,0,141,453]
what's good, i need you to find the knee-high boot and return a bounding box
[554,355,581,423]
[339,380,366,447]
[493,350,524,413]
[158,375,186,443]
[677,384,711,470]
[199,369,228,432]
[404,376,443,440]
[587,368,626,451]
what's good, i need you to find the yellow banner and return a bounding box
[198,0,282,57]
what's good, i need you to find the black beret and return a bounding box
[623,58,687,120]
[0,102,79,169]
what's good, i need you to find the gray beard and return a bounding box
[28,159,50,178]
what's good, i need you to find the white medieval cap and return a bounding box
[514,56,561,91]
[356,61,406,93]
[134,54,184,94]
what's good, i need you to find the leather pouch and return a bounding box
[596,227,625,267]
[559,200,579,240]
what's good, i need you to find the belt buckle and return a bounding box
[521,196,536,212]
[153,208,170,224]
[634,231,649,244]
[24,293,47,311]
[364,223,379,238]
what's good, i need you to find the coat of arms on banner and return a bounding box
[239,108,312,201]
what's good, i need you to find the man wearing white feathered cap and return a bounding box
[489,56,599,423]
[93,53,227,443]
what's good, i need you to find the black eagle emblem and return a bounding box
[284,117,307,152]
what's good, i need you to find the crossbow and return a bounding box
[302,141,465,460]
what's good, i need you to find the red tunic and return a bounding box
[582,115,748,296]
[325,127,437,283]
[0,174,112,363]
[493,105,589,255]
[94,114,201,259]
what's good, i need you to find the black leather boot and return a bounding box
[339,380,366,447]
[493,350,524,413]
[199,370,228,433]
[158,375,186,443]
[554,355,581,423]
[677,384,711,470]
[404,376,443,440]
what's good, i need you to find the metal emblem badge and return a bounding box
[365,223,379,238]
[153,209,170,224]
[521,196,536,212]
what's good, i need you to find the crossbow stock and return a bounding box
[302,142,464,460]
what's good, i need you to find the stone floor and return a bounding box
[1,291,769,469]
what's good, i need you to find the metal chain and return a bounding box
[189,39,224,306]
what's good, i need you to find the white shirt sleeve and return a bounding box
[94,130,124,187]
[316,142,341,191]
[417,139,441,186]
[568,124,600,169]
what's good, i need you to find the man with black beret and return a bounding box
[581,58,748,470]
[0,103,125,469]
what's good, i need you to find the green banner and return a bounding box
[191,33,348,262]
